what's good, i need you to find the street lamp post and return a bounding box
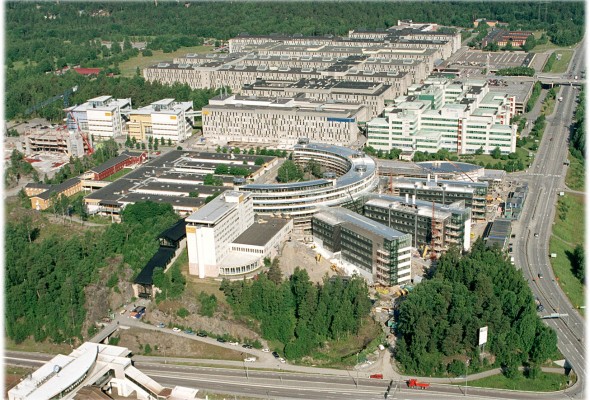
[465,358,470,397]
[356,351,360,389]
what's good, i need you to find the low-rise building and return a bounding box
[312,207,412,286]
[7,342,199,400]
[482,29,533,47]
[485,218,512,250]
[202,94,367,147]
[87,150,146,181]
[26,177,83,211]
[127,99,194,143]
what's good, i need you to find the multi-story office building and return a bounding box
[241,78,394,118]
[127,99,194,143]
[388,176,488,220]
[202,94,367,146]
[185,191,293,278]
[65,96,132,140]
[241,142,379,233]
[367,77,517,155]
[312,207,412,286]
[361,193,472,252]
[186,191,255,278]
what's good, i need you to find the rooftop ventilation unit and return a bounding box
[387,70,399,76]
[403,59,413,64]
[301,68,313,73]
[178,64,189,68]
[278,67,290,72]
[186,53,197,58]
[206,54,216,58]
[157,63,170,68]
[301,56,312,61]
[234,64,246,70]
[256,65,268,71]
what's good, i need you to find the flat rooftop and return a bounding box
[315,206,409,241]
[186,191,248,224]
[233,217,291,246]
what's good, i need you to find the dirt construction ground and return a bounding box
[278,240,338,283]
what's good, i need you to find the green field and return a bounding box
[458,371,572,392]
[550,193,585,311]
[459,146,531,170]
[565,154,584,191]
[119,45,215,77]
[547,50,574,73]
[103,168,133,182]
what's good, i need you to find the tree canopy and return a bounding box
[221,269,371,359]
[5,201,178,344]
[395,240,557,376]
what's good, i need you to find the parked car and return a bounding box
[242,344,253,349]
[229,341,239,346]
[538,273,543,279]
[272,351,280,358]
[156,322,165,328]
[534,233,539,237]
[184,329,194,335]
[197,331,207,337]
[216,338,227,343]
[262,348,270,353]
[278,357,286,363]
[244,357,257,362]
[172,327,181,333]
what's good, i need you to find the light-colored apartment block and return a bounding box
[202,94,367,147]
[65,96,131,140]
[367,77,517,155]
[127,98,194,143]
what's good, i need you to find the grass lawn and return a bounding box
[6,337,73,354]
[119,45,215,77]
[565,154,584,191]
[540,95,556,116]
[104,168,133,182]
[459,146,530,170]
[548,50,574,73]
[297,319,383,368]
[550,193,585,311]
[459,371,572,392]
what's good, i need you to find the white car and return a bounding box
[279,357,286,363]
[229,341,239,346]
[244,357,257,362]
[172,327,181,332]
[261,348,270,353]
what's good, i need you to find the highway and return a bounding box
[510,38,585,399]
[4,351,576,400]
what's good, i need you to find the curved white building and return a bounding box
[241,142,379,232]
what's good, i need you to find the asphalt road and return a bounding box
[4,351,575,400]
[510,38,585,399]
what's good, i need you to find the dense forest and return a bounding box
[221,267,372,359]
[395,240,557,377]
[5,2,584,120]
[5,202,179,344]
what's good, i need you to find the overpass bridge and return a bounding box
[89,322,120,344]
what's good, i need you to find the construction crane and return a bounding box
[24,86,78,115]
[66,110,94,155]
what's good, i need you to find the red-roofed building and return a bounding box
[74,67,101,76]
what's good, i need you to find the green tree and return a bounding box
[490,147,502,159]
[267,258,283,284]
[277,160,303,183]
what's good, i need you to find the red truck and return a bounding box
[370,373,384,379]
[407,378,430,389]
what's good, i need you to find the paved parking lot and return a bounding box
[449,50,534,71]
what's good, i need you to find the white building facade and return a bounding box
[186,191,254,278]
[66,96,131,140]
